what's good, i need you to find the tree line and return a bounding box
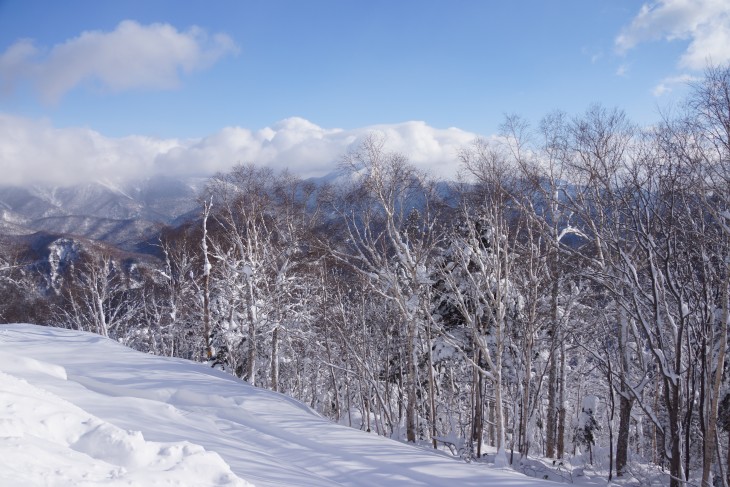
[2,66,730,486]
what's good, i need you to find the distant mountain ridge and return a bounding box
[0,175,205,252]
[0,168,446,259]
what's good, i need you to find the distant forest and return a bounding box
[3,65,730,487]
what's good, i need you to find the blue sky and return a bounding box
[0,0,728,184]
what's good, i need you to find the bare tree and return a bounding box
[55,252,142,339]
[437,139,524,461]
[681,64,730,487]
[329,134,444,444]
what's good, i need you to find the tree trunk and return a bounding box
[616,306,633,477]
[556,341,566,459]
[726,431,730,487]
[616,394,633,476]
[271,325,279,392]
[702,277,730,487]
[405,318,418,443]
[546,343,558,458]
[546,270,560,458]
[668,381,683,487]
[652,382,659,465]
[519,341,532,457]
[426,317,438,448]
[688,360,697,482]
[606,350,615,481]
[245,276,257,385]
[494,356,506,452]
[472,358,483,457]
[202,201,213,361]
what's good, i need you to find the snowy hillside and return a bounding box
[0,324,547,486]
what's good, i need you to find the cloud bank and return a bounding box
[0,20,238,102]
[616,0,730,70]
[0,114,476,186]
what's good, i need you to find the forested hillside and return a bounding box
[2,66,730,486]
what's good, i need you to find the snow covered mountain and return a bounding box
[0,324,548,486]
[0,176,205,251]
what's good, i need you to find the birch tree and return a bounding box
[435,139,525,461]
[329,134,444,444]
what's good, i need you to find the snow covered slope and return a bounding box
[0,324,547,486]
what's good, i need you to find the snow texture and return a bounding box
[0,324,548,486]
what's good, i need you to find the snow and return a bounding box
[0,324,548,486]
[580,395,599,417]
[0,362,247,486]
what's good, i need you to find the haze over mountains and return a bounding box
[0,175,206,252]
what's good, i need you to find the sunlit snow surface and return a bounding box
[0,324,547,486]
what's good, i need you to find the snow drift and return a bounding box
[0,324,546,486]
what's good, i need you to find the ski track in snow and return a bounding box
[0,324,548,486]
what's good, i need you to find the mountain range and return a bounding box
[0,175,206,253]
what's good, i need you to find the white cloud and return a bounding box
[0,114,478,186]
[652,83,670,97]
[0,20,238,102]
[616,0,730,69]
[362,121,473,177]
[651,73,700,96]
[581,46,603,64]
